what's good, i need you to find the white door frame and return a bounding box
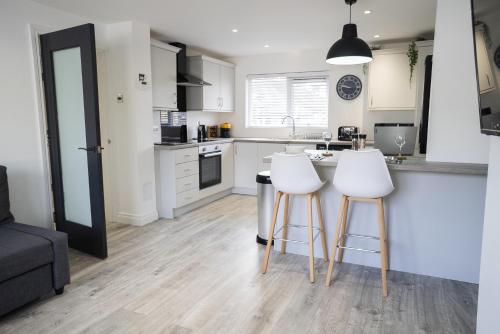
[28,23,55,226]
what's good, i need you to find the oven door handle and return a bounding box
[200,151,222,158]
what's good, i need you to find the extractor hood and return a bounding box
[177,72,212,87]
[170,42,212,87]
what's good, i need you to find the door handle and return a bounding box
[78,145,104,154]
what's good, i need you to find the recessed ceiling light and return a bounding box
[264,44,270,48]
[232,29,238,33]
[373,34,381,38]
[364,10,372,14]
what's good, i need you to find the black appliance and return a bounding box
[316,143,351,151]
[338,126,358,141]
[161,125,187,143]
[197,122,207,142]
[199,144,222,189]
[169,42,212,112]
[471,0,500,136]
[419,55,433,154]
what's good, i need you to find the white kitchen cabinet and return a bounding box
[201,60,220,111]
[233,142,287,195]
[156,143,234,218]
[151,40,180,110]
[220,65,235,112]
[186,55,235,112]
[475,27,496,94]
[258,143,286,172]
[233,142,259,194]
[367,49,417,111]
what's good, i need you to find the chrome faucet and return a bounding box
[282,116,296,139]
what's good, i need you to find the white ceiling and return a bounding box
[32,0,437,57]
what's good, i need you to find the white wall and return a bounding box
[223,50,365,139]
[223,47,430,141]
[426,0,490,163]
[105,21,158,225]
[477,136,500,333]
[0,0,100,228]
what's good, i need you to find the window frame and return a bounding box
[245,71,330,129]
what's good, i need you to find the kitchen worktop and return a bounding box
[154,138,234,150]
[154,137,361,150]
[263,150,488,176]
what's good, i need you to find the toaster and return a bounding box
[338,126,359,141]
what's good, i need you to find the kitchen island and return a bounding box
[262,152,487,283]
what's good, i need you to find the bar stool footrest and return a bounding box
[273,230,321,245]
[337,233,381,254]
[337,245,381,253]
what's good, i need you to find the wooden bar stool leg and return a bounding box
[306,194,315,283]
[337,197,350,263]
[325,195,347,286]
[280,194,290,254]
[380,200,389,272]
[377,198,389,297]
[314,193,329,262]
[261,191,283,274]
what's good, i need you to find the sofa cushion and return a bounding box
[0,225,54,283]
[0,166,14,225]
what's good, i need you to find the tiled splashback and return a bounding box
[159,110,187,126]
[152,110,220,142]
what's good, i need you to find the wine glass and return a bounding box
[322,131,332,153]
[394,135,407,159]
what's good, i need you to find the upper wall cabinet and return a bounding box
[367,49,417,111]
[475,26,496,94]
[186,56,235,112]
[151,39,180,111]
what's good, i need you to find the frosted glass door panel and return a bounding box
[53,47,92,227]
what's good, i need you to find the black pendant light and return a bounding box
[326,0,373,65]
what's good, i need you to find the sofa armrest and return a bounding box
[3,223,70,289]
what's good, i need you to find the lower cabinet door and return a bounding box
[176,189,199,208]
[176,174,199,194]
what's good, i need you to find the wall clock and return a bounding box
[337,75,362,100]
[495,46,500,69]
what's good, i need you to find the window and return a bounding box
[246,72,329,128]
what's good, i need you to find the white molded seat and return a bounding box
[333,149,394,198]
[326,149,394,296]
[271,153,325,195]
[262,152,328,283]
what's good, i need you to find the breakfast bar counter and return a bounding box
[262,152,487,283]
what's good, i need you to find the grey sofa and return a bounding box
[0,166,70,316]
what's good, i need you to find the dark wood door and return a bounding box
[40,23,107,259]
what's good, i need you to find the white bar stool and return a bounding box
[325,149,394,296]
[261,153,328,283]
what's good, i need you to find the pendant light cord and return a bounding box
[349,2,352,23]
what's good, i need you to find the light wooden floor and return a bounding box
[0,195,477,334]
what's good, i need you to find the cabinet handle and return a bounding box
[487,75,491,87]
[371,97,373,107]
[184,169,191,172]
[221,97,224,109]
[184,183,191,187]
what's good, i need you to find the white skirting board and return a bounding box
[114,210,159,226]
[232,187,257,196]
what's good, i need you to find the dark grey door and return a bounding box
[40,23,107,259]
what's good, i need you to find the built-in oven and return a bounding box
[199,144,222,189]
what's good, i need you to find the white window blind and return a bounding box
[247,72,329,128]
